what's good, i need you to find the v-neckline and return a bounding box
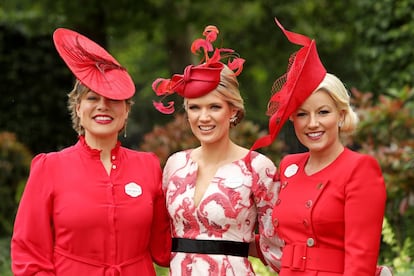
[190,156,240,209]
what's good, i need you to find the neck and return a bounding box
[196,138,241,166]
[306,143,344,173]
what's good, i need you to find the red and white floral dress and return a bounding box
[163,149,283,276]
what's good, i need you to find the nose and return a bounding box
[97,97,110,110]
[308,114,319,128]
[199,108,211,121]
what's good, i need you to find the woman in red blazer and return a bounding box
[273,72,387,275]
[251,19,390,275]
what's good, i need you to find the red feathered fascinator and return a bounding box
[53,28,135,100]
[152,25,245,114]
[249,18,327,151]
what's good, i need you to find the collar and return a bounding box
[77,135,121,159]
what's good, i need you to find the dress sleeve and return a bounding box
[11,154,56,276]
[148,153,172,267]
[251,153,283,272]
[344,154,386,275]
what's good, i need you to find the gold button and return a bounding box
[307,238,315,247]
[273,218,279,227]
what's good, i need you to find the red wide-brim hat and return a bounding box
[249,18,327,152]
[53,28,135,100]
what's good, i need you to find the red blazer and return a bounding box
[273,148,386,275]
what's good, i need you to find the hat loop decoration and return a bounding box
[248,18,327,153]
[152,25,245,114]
[53,28,135,100]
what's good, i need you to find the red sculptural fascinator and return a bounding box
[249,18,327,151]
[53,28,135,100]
[152,25,245,114]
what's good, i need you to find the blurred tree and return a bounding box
[0,132,32,235]
[0,24,76,154]
[2,0,414,154]
[351,87,414,272]
[354,0,414,93]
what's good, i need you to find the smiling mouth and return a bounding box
[94,115,113,122]
[307,131,323,138]
[199,125,215,131]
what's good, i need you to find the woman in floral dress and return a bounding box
[152,25,283,275]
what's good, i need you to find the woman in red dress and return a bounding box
[11,28,171,275]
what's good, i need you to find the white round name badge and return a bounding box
[284,164,299,178]
[125,182,142,198]
[224,177,243,188]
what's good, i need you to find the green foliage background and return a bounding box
[1,0,414,275]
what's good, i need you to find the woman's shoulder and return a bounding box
[248,150,277,172]
[28,145,77,172]
[164,149,193,167]
[250,150,275,163]
[122,147,158,159]
[280,151,309,164]
[342,148,382,168]
[167,149,193,160]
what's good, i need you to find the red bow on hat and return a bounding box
[249,18,327,152]
[152,25,245,114]
[53,28,135,100]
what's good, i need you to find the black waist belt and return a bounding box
[172,237,249,257]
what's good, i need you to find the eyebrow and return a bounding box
[297,104,332,111]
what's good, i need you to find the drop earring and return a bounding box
[230,116,237,123]
[124,121,128,138]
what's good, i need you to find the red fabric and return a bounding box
[250,18,326,152]
[152,25,244,114]
[169,63,224,98]
[273,148,386,275]
[53,28,135,100]
[152,62,224,104]
[11,136,171,275]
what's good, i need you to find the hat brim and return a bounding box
[53,28,135,100]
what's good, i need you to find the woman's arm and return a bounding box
[344,154,386,275]
[11,154,56,275]
[251,153,283,273]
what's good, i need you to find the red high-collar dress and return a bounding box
[273,148,386,275]
[12,136,171,275]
